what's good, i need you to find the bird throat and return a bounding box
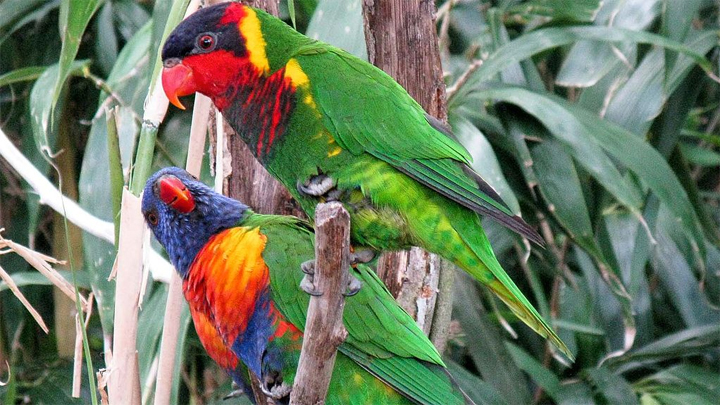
[219,63,298,163]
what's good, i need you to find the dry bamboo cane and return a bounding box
[152,93,211,405]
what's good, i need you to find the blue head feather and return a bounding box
[141,167,248,277]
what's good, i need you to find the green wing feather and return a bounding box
[342,345,470,405]
[251,215,470,404]
[293,48,542,244]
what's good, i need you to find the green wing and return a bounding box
[295,48,542,244]
[254,216,469,404]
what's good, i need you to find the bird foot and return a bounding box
[300,260,362,297]
[222,382,245,400]
[344,275,362,297]
[260,370,292,401]
[297,174,336,198]
[350,247,376,265]
[300,260,323,296]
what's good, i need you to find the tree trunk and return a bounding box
[362,0,454,352]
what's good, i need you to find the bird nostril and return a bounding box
[163,57,181,68]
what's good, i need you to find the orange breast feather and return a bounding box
[190,307,239,370]
[183,227,270,364]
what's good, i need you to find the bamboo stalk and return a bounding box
[153,93,210,405]
[107,189,145,405]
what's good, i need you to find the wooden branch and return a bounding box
[289,202,351,405]
[362,0,454,352]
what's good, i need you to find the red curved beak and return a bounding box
[158,176,195,213]
[162,62,197,110]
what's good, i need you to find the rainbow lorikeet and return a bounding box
[160,3,572,359]
[142,167,472,404]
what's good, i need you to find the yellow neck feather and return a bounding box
[238,7,270,73]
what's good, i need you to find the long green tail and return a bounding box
[425,206,573,361]
[340,157,573,359]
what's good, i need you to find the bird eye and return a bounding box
[147,212,159,226]
[197,34,215,51]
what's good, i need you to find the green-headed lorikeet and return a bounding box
[142,167,473,404]
[160,3,572,359]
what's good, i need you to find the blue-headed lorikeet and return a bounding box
[142,167,473,404]
[160,2,571,359]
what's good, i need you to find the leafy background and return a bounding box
[1,0,719,404]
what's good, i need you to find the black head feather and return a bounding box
[162,2,246,64]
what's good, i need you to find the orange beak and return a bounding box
[158,176,196,213]
[162,62,197,110]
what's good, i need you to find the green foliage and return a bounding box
[0,0,718,403]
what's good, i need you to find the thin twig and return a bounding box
[446,59,483,100]
[0,264,49,333]
[73,293,95,397]
[0,234,88,311]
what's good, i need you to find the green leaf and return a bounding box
[506,343,562,401]
[453,273,531,404]
[148,0,190,91]
[451,114,520,214]
[472,86,705,252]
[556,0,660,88]
[557,381,595,405]
[94,2,118,75]
[0,270,91,292]
[607,324,720,373]
[29,60,90,153]
[0,66,46,87]
[445,359,507,405]
[305,0,366,60]
[171,304,192,404]
[662,0,702,43]
[530,140,595,252]
[106,108,124,246]
[604,212,654,345]
[53,0,101,111]
[137,285,169,397]
[652,208,720,327]
[485,89,643,212]
[553,320,605,336]
[0,0,49,32]
[603,31,717,137]
[636,365,720,405]
[573,246,633,351]
[506,0,602,23]
[288,0,296,29]
[450,26,716,106]
[584,367,638,405]
[680,143,720,167]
